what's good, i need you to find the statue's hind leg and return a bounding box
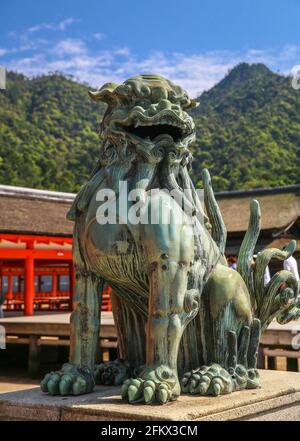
[95,290,147,386]
[182,319,261,395]
[182,264,261,396]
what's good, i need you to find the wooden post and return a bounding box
[24,255,34,316]
[28,335,41,377]
[257,346,264,369]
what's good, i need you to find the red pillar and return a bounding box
[24,255,34,316]
[7,273,13,300]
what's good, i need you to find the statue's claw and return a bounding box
[40,363,94,396]
[246,368,260,389]
[181,363,260,396]
[142,380,156,403]
[181,364,234,396]
[94,359,134,386]
[122,366,179,404]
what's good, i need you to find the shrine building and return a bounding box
[0,183,299,316]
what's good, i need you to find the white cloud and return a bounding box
[3,28,300,97]
[0,48,8,57]
[122,51,235,95]
[5,18,78,55]
[114,47,131,57]
[52,38,87,56]
[93,33,105,41]
[27,18,78,34]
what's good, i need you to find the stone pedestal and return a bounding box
[1,370,300,421]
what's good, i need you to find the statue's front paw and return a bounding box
[181,364,234,396]
[121,365,179,404]
[94,359,135,386]
[40,363,94,396]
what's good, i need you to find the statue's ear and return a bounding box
[183,99,199,110]
[88,82,119,105]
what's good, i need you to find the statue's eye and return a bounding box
[140,85,151,97]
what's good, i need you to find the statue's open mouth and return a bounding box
[115,110,193,144]
[124,123,183,142]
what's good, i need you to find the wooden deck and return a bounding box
[260,320,300,371]
[0,311,116,376]
[0,311,115,339]
[1,312,300,375]
[1,311,298,346]
[261,320,300,347]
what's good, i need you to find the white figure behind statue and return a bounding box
[283,255,300,281]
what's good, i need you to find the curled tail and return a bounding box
[236,198,300,329]
[253,240,300,330]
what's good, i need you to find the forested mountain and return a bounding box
[191,63,300,190]
[0,63,299,192]
[0,72,105,191]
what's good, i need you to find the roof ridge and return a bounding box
[215,184,300,198]
[0,182,300,202]
[0,185,76,203]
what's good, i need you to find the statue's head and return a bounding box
[89,74,198,168]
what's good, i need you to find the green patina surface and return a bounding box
[41,74,300,404]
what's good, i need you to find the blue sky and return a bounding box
[1,0,300,96]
